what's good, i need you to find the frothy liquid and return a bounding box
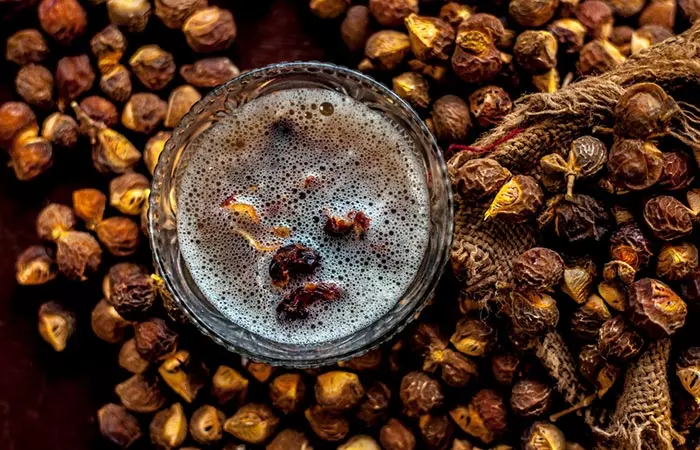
[177,88,430,345]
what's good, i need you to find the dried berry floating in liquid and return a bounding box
[269,243,321,288]
[276,282,341,321]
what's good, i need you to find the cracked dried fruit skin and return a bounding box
[277,282,341,321]
[129,45,176,91]
[597,315,644,362]
[570,294,611,341]
[424,348,478,388]
[369,0,418,27]
[98,403,142,448]
[418,414,453,450]
[405,13,454,61]
[315,371,364,412]
[392,72,430,109]
[149,403,187,449]
[380,418,415,450]
[450,317,495,357]
[108,272,157,320]
[224,403,279,444]
[451,30,503,84]
[267,429,312,450]
[364,30,411,71]
[15,245,55,286]
[508,290,559,336]
[55,55,95,109]
[607,139,664,191]
[183,6,237,52]
[91,298,130,343]
[659,151,695,191]
[469,86,513,128]
[522,421,566,450]
[180,57,240,88]
[42,113,78,149]
[485,175,543,223]
[449,389,507,444]
[110,172,151,215]
[15,64,54,109]
[190,404,225,445]
[657,242,699,281]
[90,25,127,71]
[155,0,207,28]
[134,318,178,362]
[614,83,679,139]
[677,347,700,400]
[454,158,511,200]
[509,0,559,27]
[6,29,49,65]
[108,0,152,32]
[356,382,391,426]
[400,371,444,417]
[115,374,166,413]
[38,301,75,352]
[56,231,102,281]
[38,0,87,45]
[270,373,306,414]
[96,216,141,257]
[510,379,552,417]
[122,93,168,133]
[513,247,564,291]
[628,278,687,337]
[644,195,694,241]
[159,350,207,403]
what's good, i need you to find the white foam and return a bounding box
[177,88,430,345]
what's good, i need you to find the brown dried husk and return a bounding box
[448,24,700,450]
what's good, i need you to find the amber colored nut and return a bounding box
[129,45,175,91]
[608,0,645,17]
[365,30,411,72]
[439,2,472,28]
[570,294,611,341]
[72,188,106,231]
[369,0,417,27]
[165,85,201,128]
[55,231,102,280]
[96,216,141,257]
[90,25,127,72]
[522,422,566,450]
[314,370,364,412]
[41,113,78,149]
[55,55,95,109]
[245,361,275,383]
[79,96,119,129]
[469,86,513,129]
[38,0,87,45]
[100,65,133,104]
[485,174,543,223]
[508,290,559,335]
[183,7,237,53]
[267,429,312,450]
[513,247,564,292]
[680,0,700,22]
[657,242,699,281]
[458,14,509,50]
[149,403,187,449]
[180,57,240,88]
[356,382,391,426]
[9,135,54,181]
[429,95,471,145]
[0,102,36,144]
[337,348,382,371]
[609,222,654,270]
[640,0,676,30]
[491,353,520,386]
[212,365,248,405]
[449,389,507,444]
[91,298,130,343]
[108,0,152,32]
[110,172,150,216]
[15,64,54,109]
[509,0,559,27]
[144,131,171,175]
[340,5,370,52]
[305,405,349,442]
[575,0,613,39]
[514,30,558,73]
[155,0,208,29]
[119,338,149,374]
[644,195,694,241]
[380,418,415,450]
[6,29,49,66]
[577,39,625,75]
[597,315,644,362]
[510,380,552,417]
[548,19,586,54]
[16,245,55,286]
[108,271,157,320]
[269,373,306,414]
[116,374,166,413]
[190,405,225,445]
[98,403,142,448]
[37,203,75,242]
[628,278,687,338]
[614,83,679,140]
[560,258,596,304]
[405,14,455,62]
[400,371,443,417]
[451,30,503,84]
[392,72,430,109]
[224,403,279,444]
[122,93,167,133]
[309,0,349,19]
[38,301,75,352]
[134,318,178,362]
[450,317,495,357]
[159,350,208,403]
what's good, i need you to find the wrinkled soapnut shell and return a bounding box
[570,294,611,341]
[309,0,349,19]
[0,102,36,144]
[439,2,471,28]
[400,371,444,417]
[676,347,700,399]
[122,93,167,134]
[107,0,152,33]
[575,0,614,39]
[469,85,513,128]
[561,258,597,304]
[491,353,521,386]
[159,350,208,403]
[451,31,503,84]
[485,175,543,223]
[380,418,415,450]
[458,13,509,49]
[508,290,560,335]
[55,55,95,108]
[56,231,102,280]
[9,135,54,181]
[38,301,75,352]
[180,57,240,88]
[72,188,107,231]
[165,85,201,128]
[449,389,507,444]
[155,0,208,29]
[38,0,87,45]
[609,223,653,270]
[510,379,553,417]
[110,172,151,215]
[609,0,646,17]
[90,25,127,71]
[513,247,564,291]
[6,29,49,65]
[183,7,237,53]
[640,0,677,30]
[659,152,695,191]
[42,113,79,148]
[628,277,687,338]
[657,242,699,281]
[430,95,471,144]
[38,204,78,242]
[514,30,558,73]
[418,413,454,450]
[134,318,178,362]
[644,195,694,241]
[98,403,142,448]
[356,382,391,426]
[365,30,411,72]
[577,39,626,75]
[212,365,248,405]
[15,64,54,109]
[149,403,187,449]
[129,45,176,91]
[341,5,370,52]
[119,338,150,374]
[450,317,495,357]
[680,0,700,22]
[305,405,349,442]
[509,0,559,27]
[115,374,166,413]
[96,216,141,257]
[91,298,130,343]
[522,421,566,450]
[392,72,430,109]
[597,315,644,362]
[101,65,133,103]
[315,371,364,412]
[15,245,56,285]
[190,404,225,445]
[144,131,171,175]
[548,19,587,53]
[267,429,312,450]
[405,13,455,62]
[614,82,679,140]
[224,403,280,444]
[79,96,119,129]
[270,373,306,414]
[549,194,611,244]
[108,272,157,320]
[425,348,478,388]
[369,0,418,27]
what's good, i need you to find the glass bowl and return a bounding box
[149,62,453,368]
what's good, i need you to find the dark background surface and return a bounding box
[0,1,359,448]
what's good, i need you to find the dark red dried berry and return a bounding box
[324,211,371,237]
[277,282,341,321]
[269,243,321,287]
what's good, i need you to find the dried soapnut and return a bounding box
[108,272,157,320]
[450,317,495,357]
[0,102,36,144]
[155,0,208,29]
[180,57,240,88]
[134,318,178,362]
[15,64,54,109]
[183,7,237,53]
[418,414,454,450]
[145,131,171,175]
[339,436,381,450]
[451,30,503,84]
[514,30,558,73]
[405,13,455,62]
[560,258,597,304]
[277,282,340,321]
[356,382,390,426]
[91,298,130,343]
[640,0,677,30]
[597,315,644,362]
[614,83,679,140]
[100,65,133,103]
[56,55,95,110]
[9,132,54,181]
[119,338,150,374]
[508,290,559,336]
[270,373,306,414]
[6,29,49,65]
[190,405,225,445]
[267,429,312,450]
[575,0,614,39]
[165,85,200,128]
[424,348,478,388]
[107,0,152,32]
[122,93,167,134]
[110,172,150,215]
[609,223,653,270]
[510,379,552,417]
[309,0,349,19]
[38,301,75,352]
[548,19,587,54]
[392,72,430,109]
[607,139,664,191]
[380,418,416,450]
[315,371,364,412]
[104,262,148,301]
[98,403,142,448]
[659,151,695,191]
[56,231,102,281]
[212,365,248,405]
[439,2,471,28]
[570,294,611,341]
[79,96,119,129]
[491,353,520,386]
[449,389,507,444]
[627,277,687,337]
[96,216,141,257]
[158,350,208,403]
[42,113,79,149]
[522,421,566,450]
[469,85,513,128]
[129,45,176,91]
[677,347,700,400]
[150,403,187,449]
[38,0,87,45]
[485,175,543,223]
[577,39,626,75]
[224,403,279,444]
[400,371,443,417]
[657,242,699,281]
[513,247,564,291]
[430,95,472,145]
[90,25,127,72]
[305,405,348,442]
[337,348,382,372]
[509,0,559,27]
[369,0,418,27]
[115,374,166,413]
[365,30,411,72]
[341,5,370,52]
[16,245,55,286]
[644,195,694,241]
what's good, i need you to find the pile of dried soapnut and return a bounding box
[6,0,700,449]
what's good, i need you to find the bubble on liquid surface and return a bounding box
[177,88,430,345]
